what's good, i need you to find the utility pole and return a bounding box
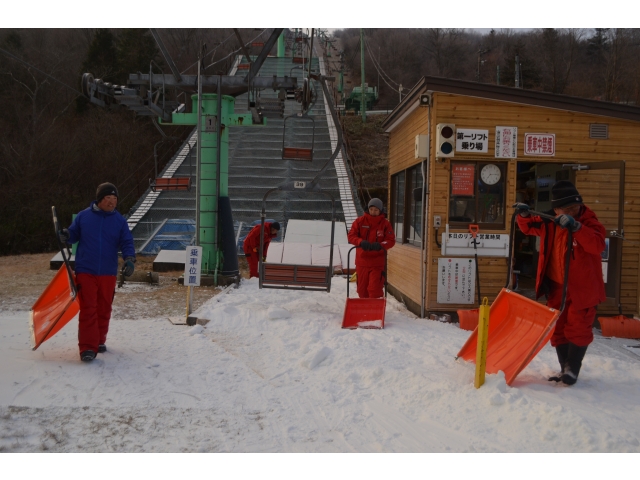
[338,50,344,104]
[476,48,489,83]
[377,45,380,93]
[515,54,520,88]
[360,29,366,123]
[496,65,500,85]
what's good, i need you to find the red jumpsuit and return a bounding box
[243,222,278,278]
[348,213,395,298]
[517,205,606,347]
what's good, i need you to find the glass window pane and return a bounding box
[448,162,506,227]
[449,162,476,223]
[478,163,506,225]
[408,164,423,247]
[392,173,404,242]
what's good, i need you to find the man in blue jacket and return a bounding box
[59,183,136,362]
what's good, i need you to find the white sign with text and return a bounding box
[495,126,518,158]
[437,257,476,304]
[184,246,202,287]
[441,232,510,257]
[456,129,489,153]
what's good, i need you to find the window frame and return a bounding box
[390,161,426,247]
[448,160,507,230]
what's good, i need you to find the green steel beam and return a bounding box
[277,30,285,58]
[159,93,265,275]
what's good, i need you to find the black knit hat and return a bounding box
[96,182,118,203]
[551,181,583,209]
[271,221,280,231]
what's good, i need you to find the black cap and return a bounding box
[96,182,118,203]
[271,222,280,231]
[551,181,583,209]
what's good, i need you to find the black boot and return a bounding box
[561,343,588,386]
[548,343,570,382]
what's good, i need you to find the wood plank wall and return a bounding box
[387,106,429,304]
[388,92,640,315]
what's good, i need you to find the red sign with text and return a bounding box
[452,164,475,196]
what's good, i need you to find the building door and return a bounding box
[570,161,625,311]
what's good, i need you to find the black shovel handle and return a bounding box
[52,206,77,297]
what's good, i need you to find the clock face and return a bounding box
[481,164,501,185]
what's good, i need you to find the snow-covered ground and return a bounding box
[1,276,640,455]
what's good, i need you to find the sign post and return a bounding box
[184,246,203,325]
[474,297,490,389]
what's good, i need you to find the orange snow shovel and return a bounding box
[342,246,387,329]
[457,208,573,385]
[29,207,79,350]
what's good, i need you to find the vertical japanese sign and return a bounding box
[456,129,489,153]
[495,126,518,158]
[524,133,555,156]
[184,246,202,287]
[451,164,475,196]
[437,258,475,304]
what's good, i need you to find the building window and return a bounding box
[391,163,425,247]
[448,161,506,229]
[391,172,404,242]
[407,164,424,246]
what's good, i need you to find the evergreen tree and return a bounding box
[117,29,162,84]
[81,29,119,83]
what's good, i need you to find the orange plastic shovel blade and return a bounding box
[29,265,79,350]
[342,298,386,329]
[457,288,560,385]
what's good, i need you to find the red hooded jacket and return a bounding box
[348,212,396,268]
[516,205,606,310]
[243,222,278,257]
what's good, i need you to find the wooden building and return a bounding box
[381,76,640,319]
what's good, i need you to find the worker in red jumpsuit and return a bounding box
[348,198,395,298]
[243,221,280,278]
[515,180,606,386]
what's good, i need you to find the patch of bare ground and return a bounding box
[0,253,252,318]
[341,114,389,204]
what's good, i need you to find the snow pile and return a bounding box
[1,276,640,453]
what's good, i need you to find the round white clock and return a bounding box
[481,164,501,185]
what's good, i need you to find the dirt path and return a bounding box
[0,253,251,319]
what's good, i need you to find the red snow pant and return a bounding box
[76,273,116,354]
[246,254,259,278]
[547,282,597,347]
[356,266,385,298]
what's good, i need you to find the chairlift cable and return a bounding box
[0,47,85,97]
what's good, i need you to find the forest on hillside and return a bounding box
[335,29,640,108]
[0,28,269,255]
[1,28,638,255]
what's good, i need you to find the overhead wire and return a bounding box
[180,31,237,75]
[364,37,409,93]
[1,38,201,215]
[205,28,268,70]
[0,47,85,97]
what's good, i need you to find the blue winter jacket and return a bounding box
[67,202,136,276]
